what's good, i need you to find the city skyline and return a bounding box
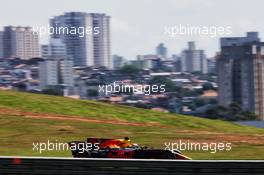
[0,0,263,59]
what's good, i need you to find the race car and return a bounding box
[68,137,191,160]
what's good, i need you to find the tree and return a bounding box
[205,103,257,121]
[148,76,177,92]
[42,86,63,96]
[181,88,203,97]
[120,65,140,75]
[194,98,206,107]
[202,82,214,90]
[87,89,99,97]
[229,102,241,115]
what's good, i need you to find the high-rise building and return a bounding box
[0,31,3,58]
[129,55,158,70]
[50,12,111,68]
[172,54,182,72]
[113,55,125,69]
[207,57,216,74]
[217,32,264,120]
[3,26,40,59]
[156,43,167,59]
[59,58,74,87]
[181,41,207,74]
[39,58,74,89]
[39,59,58,88]
[41,38,67,59]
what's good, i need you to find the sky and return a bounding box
[0,0,263,59]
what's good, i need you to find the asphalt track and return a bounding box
[0,156,264,175]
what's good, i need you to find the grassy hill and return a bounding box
[0,90,264,159]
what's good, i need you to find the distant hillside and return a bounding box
[0,90,263,159]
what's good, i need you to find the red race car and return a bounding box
[68,137,191,160]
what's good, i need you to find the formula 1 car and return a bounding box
[68,137,191,160]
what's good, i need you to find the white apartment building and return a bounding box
[3,26,40,59]
[41,38,67,59]
[50,12,111,68]
[181,41,208,74]
[39,59,58,88]
[59,59,74,87]
[39,58,74,89]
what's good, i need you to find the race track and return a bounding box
[0,156,264,175]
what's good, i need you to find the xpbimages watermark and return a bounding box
[32,140,99,154]
[33,24,100,37]
[98,82,166,95]
[164,24,232,38]
[164,140,232,154]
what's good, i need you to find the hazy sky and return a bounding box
[0,0,263,59]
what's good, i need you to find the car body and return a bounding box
[69,137,191,160]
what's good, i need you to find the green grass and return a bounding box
[0,90,264,159]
